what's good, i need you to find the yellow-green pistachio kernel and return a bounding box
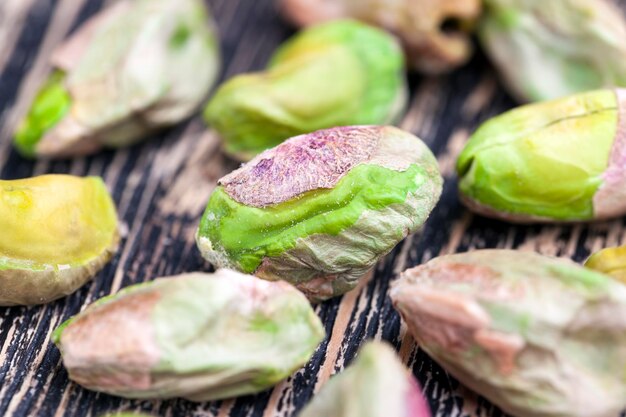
[300,341,431,417]
[203,20,407,160]
[391,250,626,417]
[479,0,626,102]
[53,270,324,401]
[281,0,481,74]
[457,89,626,223]
[585,245,626,284]
[14,0,220,159]
[196,125,443,302]
[0,175,119,306]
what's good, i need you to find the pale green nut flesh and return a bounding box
[14,0,220,159]
[53,270,325,401]
[391,249,626,417]
[196,126,443,302]
[299,341,431,417]
[203,20,407,160]
[585,245,626,284]
[479,0,626,102]
[457,89,626,223]
[0,175,119,306]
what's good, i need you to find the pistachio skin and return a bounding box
[391,250,626,417]
[204,20,407,160]
[585,245,626,284]
[196,126,443,302]
[479,0,626,102]
[457,89,626,223]
[53,270,325,401]
[14,0,219,159]
[299,341,431,417]
[0,175,119,306]
[280,0,481,74]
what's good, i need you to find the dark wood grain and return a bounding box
[1,1,625,416]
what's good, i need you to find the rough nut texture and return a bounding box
[299,341,431,417]
[281,0,481,74]
[479,0,626,102]
[14,0,219,159]
[196,126,443,302]
[391,250,626,417]
[457,89,626,223]
[53,270,325,401]
[203,20,407,160]
[0,175,119,306]
[585,244,626,284]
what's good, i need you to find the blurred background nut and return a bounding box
[300,341,432,417]
[0,175,119,306]
[204,20,407,160]
[585,244,626,284]
[480,0,626,102]
[14,0,220,159]
[196,126,442,302]
[54,270,324,401]
[391,250,626,417]
[280,0,481,73]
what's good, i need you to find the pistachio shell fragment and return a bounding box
[280,0,481,74]
[14,0,220,159]
[196,126,443,302]
[479,0,626,102]
[53,270,324,401]
[204,20,407,160]
[457,89,626,223]
[0,175,119,306]
[300,341,431,417]
[391,250,626,417]
[585,245,626,284]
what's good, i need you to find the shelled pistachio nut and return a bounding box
[53,270,324,401]
[457,89,626,223]
[14,0,219,159]
[300,341,431,417]
[204,20,406,160]
[391,250,626,417]
[585,245,626,284]
[479,0,626,102]
[0,175,119,306]
[280,0,481,74]
[196,126,443,302]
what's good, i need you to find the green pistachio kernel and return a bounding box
[457,89,626,223]
[0,175,119,305]
[53,270,324,401]
[585,245,626,284]
[300,341,431,417]
[196,126,443,301]
[479,0,626,102]
[13,0,219,159]
[391,249,626,417]
[203,20,407,160]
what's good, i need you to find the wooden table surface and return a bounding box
[1,1,626,416]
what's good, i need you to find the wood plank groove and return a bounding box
[2,0,626,416]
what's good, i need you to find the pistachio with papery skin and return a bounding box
[585,245,626,284]
[457,89,626,223]
[280,0,481,74]
[14,0,219,159]
[300,341,431,417]
[196,125,442,302]
[479,0,626,102]
[53,270,324,401]
[391,250,626,417]
[204,20,407,160]
[0,175,119,306]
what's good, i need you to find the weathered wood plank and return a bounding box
[1,0,625,416]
